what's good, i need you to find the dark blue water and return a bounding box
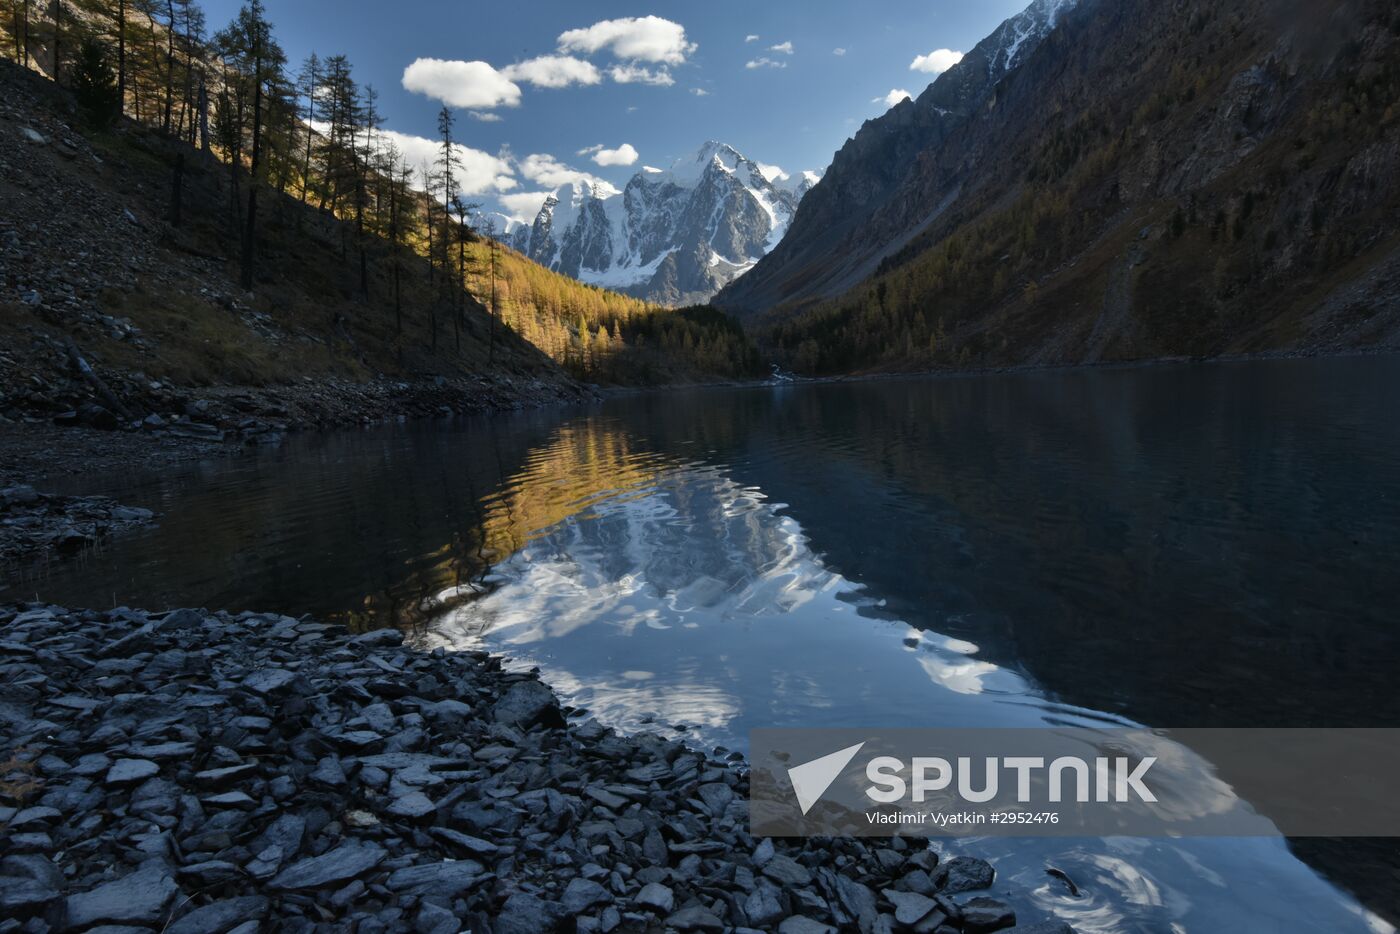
[19,355,1400,933]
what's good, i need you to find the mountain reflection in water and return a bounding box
[424,435,1392,934]
[24,356,1400,932]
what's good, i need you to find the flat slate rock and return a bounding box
[64,866,178,928]
[166,895,269,934]
[384,860,485,897]
[105,758,159,785]
[268,840,386,891]
[494,892,567,934]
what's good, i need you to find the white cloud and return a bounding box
[576,144,604,155]
[910,48,964,74]
[744,34,760,43]
[769,41,793,54]
[876,88,912,108]
[379,129,517,196]
[833,47,847,56]
[690,87,710,96]
[501,55,601,89]
[609,64,674,86]
[468,111,502,123]
[642,165,663,173]
[401,58,521,110]
[499,191,553,223]
[756,162,789,183]
[745,57,786,70]
[517,153,621,197]
[558,16,696,65]
[592,143,639,167]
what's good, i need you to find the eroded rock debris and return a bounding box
[0,604,1074,933]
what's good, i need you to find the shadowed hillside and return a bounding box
[718,0,1400,375]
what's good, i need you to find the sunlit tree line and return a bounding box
[0,0,763,384]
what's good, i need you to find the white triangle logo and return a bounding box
[787,742,866,815]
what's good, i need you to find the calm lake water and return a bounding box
[18,355,1400,933]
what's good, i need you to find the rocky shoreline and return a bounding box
[0,604,1074,934]
[0,485,156,567]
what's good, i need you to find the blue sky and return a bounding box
[202,0,1030,221]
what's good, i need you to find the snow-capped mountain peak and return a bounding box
[507,142,822,306]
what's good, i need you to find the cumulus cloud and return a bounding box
[558,16,696,65]
[769,41,793,54]
[402,58,521,110]
[499,191,553,223]
[518,153,621,197]
[468,111,503,122]
[833,47,847,56]
[609,64,674,86]
[910,48,964,74]
[690,87,710,96]
[500,55,601,89]
[745,57,786,70]
[379,129,517,195]
[876,88,912,108]
[744,34,760,43]
[591,143,639,167]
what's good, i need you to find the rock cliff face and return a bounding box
[717,0,1081,315]
[508,143,817,306]
[718,0,1400,374]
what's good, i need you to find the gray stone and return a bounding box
[666,905,726,931]
[492,680,563,728]
[960,896,1016,933]
[779,918,836,934]
[563,877,611,913]
[883,890,937,926]
[105,758,159,785]
[385,790,435,820]
[697,782,734,815]
[635,881,675,913]
[744,886,785,926]
[0,876,61,913]
[936,856,995,895]
[415,901,458,934]
[166,895,269,934]
[385,860,485,897]
[495,892,566,934]
[242,668,298,694]
[268,840,386,891]
[194,764,257,787]
[762,854,812,887]
[64,866,178,928]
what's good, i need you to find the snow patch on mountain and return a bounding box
[507,142,822,306]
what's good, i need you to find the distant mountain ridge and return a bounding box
[505,143,819,306]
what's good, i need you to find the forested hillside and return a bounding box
[0,0,758,436]
[721,0,1400,375]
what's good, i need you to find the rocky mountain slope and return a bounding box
[510,143,817,306]
[718,0,1400,374]
[716,0,1079,315]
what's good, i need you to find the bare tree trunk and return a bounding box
[162,0,175,133]
[51,0,62,83]
[197,75,209,153]
[116,0,125,110]
[241,48,263,292]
